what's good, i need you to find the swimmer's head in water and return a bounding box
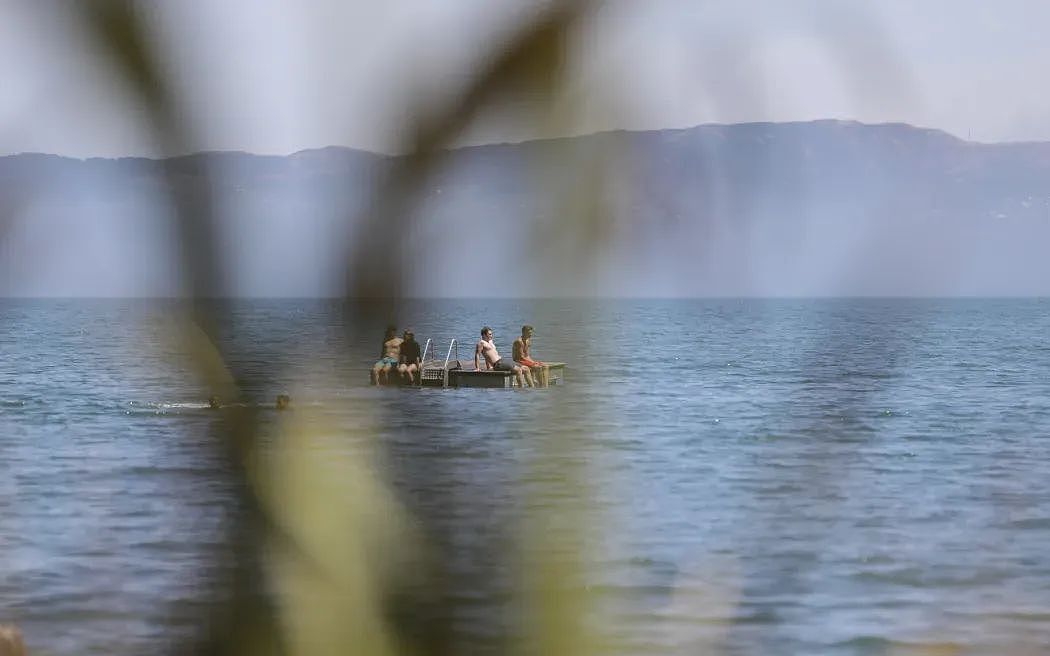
[208,396,221,409]
[0,624,26,656]
[275,394,291,409]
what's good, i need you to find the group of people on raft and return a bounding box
[372,324,550,387]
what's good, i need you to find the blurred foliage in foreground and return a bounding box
[73,2,616,655]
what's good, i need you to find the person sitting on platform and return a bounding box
[372,325,403,386]
[475,326,532,388]
[397,329,422,385]
[513,324,548,387]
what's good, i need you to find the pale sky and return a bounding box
[2,0,1050,158]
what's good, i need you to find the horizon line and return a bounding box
[3,295,1050,301]
[0,118,1026,162]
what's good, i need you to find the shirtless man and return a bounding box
[475,326,531,388]
[513,324,548,388]
[372,325,403,385]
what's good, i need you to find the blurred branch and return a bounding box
[73,4,288,654]
[342,1,589,302]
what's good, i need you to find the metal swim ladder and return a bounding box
[420,338,459,388]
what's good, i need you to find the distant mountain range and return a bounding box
[3,120,1050,296]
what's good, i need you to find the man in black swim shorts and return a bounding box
[474,326,531,387]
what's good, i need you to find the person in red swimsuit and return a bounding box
[512,325,548,387]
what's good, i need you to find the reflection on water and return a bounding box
[3,299,1050,654]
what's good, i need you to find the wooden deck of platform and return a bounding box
[446,362,565,388]
[372,357,566,389]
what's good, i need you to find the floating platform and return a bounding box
[371,338,564,388]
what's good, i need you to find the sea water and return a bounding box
[2,298,1050,654]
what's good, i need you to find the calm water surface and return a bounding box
[2,299,1050,654]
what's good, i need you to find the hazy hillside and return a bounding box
[3,120,1050,296]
